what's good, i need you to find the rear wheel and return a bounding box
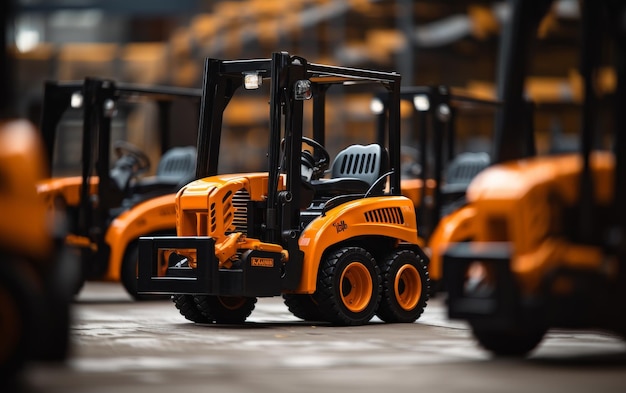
[471,324,547,357]
[194,295,257,324]
[283,294,324,322]
[172,294,212,323]
[314,246,381,326]
[377,250,429,323]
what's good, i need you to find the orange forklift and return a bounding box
[0,120,74,380]
[444,0,626,355]
[37,78,200,298]
[373,86,525,292]
[138,52,429,325]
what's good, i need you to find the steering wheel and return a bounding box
[301,136,330,181]
[113,140,151,175]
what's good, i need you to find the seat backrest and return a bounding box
[444,152,490,189]
[156,146,197,182]
[331,144,387,186]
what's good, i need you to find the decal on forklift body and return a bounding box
[333,220,348,233]
[251,257,274,267]
[159,206,176,216]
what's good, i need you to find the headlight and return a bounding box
[370,97,384,114]
[243,72,262,89]
[412,94,430,111]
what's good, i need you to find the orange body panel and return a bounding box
[0,120,52,260]
[459,151,615,294]
[400,178,437,208]
[37,170,179,282]
[104,193,178,281]
[176,173,283,238]
[37,176,99,208]
[426,205,477,281]
[297,195,420,293]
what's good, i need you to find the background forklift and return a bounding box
[443,0,626,356]
[0,1,73,381]
[373,86,524,292]
[37,78,200,299]
[138,51,429,326]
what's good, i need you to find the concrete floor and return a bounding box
[14,282,626,393]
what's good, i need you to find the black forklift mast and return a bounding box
[277,55,305,244]
[41,78,202,175]
[611,3,626,261]
[41,81,83,173]
[597,1,626,281]
[192,52,304,283]
[41,77,202,267]
[73,78,115,267]
[499,0,626,259]
[194,51,404,212]
[374,86,504,239]
[568,1,626,250]
[0,0,13,118]
[577,1,604,244]
[492,0,551,164]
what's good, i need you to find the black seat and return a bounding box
[155,146,197,185]
[132,146,197,194]
[439,152,490,216]
[309,144,388,197]
[441,152,490,196]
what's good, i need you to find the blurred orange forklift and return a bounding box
[0,2,73,380]
[444,0,626,356]
[37,78,200,298]
[0,120,74,380]
[138,52,429,325]
[373,86,529,293]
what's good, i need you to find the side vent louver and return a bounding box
[230,189,250,235]
[364,207,404,224]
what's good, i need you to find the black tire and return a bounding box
[194,295,257,324]
[0,261,39,381]
[36,245,76,361]
[471,324,547,357]
[313,246,381,326]
[121,242,169,301]
[172,294,212,323]
[283,293,324,322]
[71,247,86,296]
[376,250,429,323]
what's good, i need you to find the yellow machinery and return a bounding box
[37,78,200,298]
[138,52,429,325]
[443,0,626,356]
[373,86,508,292]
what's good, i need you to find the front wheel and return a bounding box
[376,249,429,323]
[283,294,324,322]
[172,294,212,323]
[194,295,257,324]
[471,324,547,357]
[314,246,381,326]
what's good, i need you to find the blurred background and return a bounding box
[5,0,603,173]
